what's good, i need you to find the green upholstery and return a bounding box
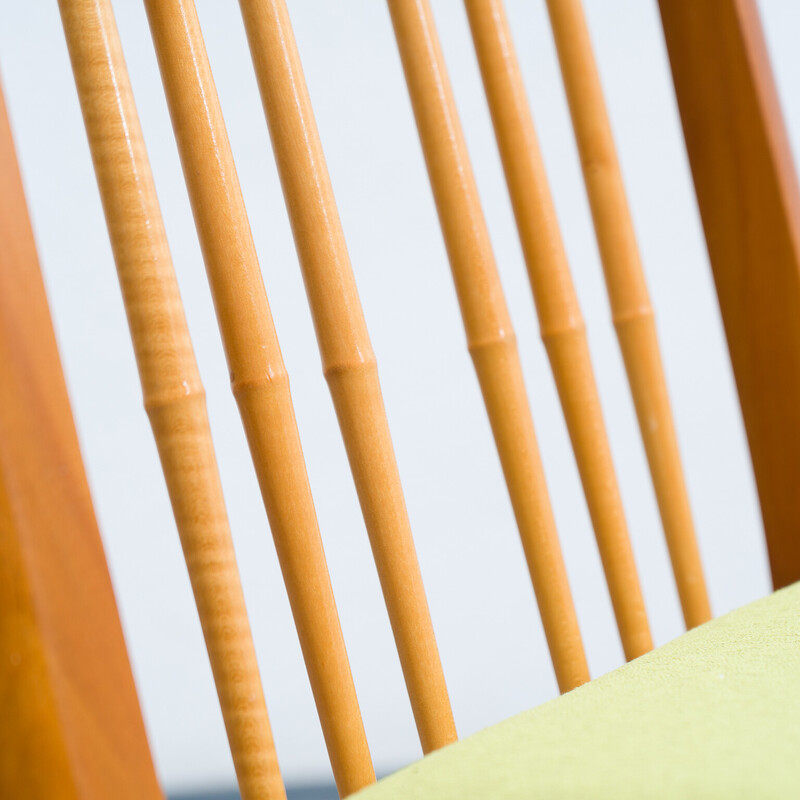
[357,583,800,799]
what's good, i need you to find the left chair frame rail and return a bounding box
[0,73,163,800]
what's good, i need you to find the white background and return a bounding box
[1,0,795,793]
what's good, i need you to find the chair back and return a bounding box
[3,1,799,798]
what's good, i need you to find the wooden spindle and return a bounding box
[464,0,651,660]
[142,0,374,793]
[387,0,589,692]
[545,0,711,628]
[57,2,285,798]
[237,0,456,752]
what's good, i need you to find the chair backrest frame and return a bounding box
[2,0,799,797]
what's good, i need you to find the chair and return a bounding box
[1,0,798,797]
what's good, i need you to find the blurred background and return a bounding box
[2,0,797,796]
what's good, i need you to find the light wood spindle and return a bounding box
[387,0,589,692]
[142,0,374,793]
[545,0,711,628]
[58,1,285,798]
[464,0,651,660]
[237,0,456,752]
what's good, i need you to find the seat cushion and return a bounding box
[356,582,800,799]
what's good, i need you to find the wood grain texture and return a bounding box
[387,0,589,693]
[58,2,285,798]
[0,77,162,800]
[465,0,651,661]
[238,0,457,753]
[142,0,375,793]
[545,0,711,629]
[659,0,800,591]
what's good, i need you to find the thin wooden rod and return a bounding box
[142,0,373,794]
[545,0,711,628]
[387,0,588,692]
[57,2,284,798]
[463,0,651,661]
[237,0,456,753]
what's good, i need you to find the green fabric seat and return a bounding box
[356,582,800,799]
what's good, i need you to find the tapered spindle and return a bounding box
[464,0,651,660]
[545,0,711,628]
[387,0,588,692]
[58,2,284,798]
[142,0,374,794]
[237,0,456,752]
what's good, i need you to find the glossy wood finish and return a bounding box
[142,0,374,793]
[387,0,588,692]
[58,2,284,798]
[238,0,457,753]
[659,0,800,591]
[545,0,711,629]
[464,0,651,661]
[0,77,162,800]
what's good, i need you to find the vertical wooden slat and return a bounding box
[237,0,457,753]
[464,0,651,661]
[141,0,375,793]
[0,76,163,800]
[545,0,711,629]
[58,2,285,798]
[387,0,589,693]
[659,0,800,591]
